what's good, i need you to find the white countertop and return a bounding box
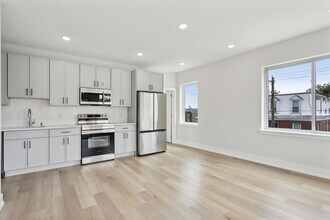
[2,122,136,132]
[2,124,82,132]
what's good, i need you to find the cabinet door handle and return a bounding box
[123,99,124,106]
[28,141,31,149]
[126,133,128,138]
[23,141,26,149]
[123,133,125,139]
[26,88,29,96]
[63,138,65,145]
[97,81,99,87]
[67,137,69,145]
[151,84,153,90]
[66,97,68,104]
[30,88,33,96]
[62,97,65,104]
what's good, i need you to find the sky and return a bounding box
[268,58,330,94]
[184,83,198,108]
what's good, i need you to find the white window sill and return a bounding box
[259,128,330,141]
[179,122,198,127]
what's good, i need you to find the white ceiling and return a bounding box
[2,0,330,73]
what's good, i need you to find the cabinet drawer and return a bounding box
[115,124,136,132]
[50,127,81,137]
[4,130,48,140]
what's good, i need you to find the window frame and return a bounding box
[292,122,302,130]
[262,53,330,137]
[180,81,198,125]
[291,100,300,114]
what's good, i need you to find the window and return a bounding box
[292,122,301,130]
[292,100,300,113]
[181,82,198,123]
[265,56,330,133]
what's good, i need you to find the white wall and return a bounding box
[0,1,3,210]
[1,44,139,127]
[176,27,330,179]
[164,72,177,89]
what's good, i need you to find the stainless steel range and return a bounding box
[78,114,115,164]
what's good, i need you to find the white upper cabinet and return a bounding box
[50,59,79,106]
[80,64,111,89]
[65,62,80,106]
[135,69,150,91]
[2,52,9,105]
[96,66,111,89]
[8,53,29,98]
[8,53,49,99]
[29,56,49,99]
[111,69,131,107]
[80,64,96,88]
[49,60,65,105]
[150,72,163,92]
[134,69,163,92]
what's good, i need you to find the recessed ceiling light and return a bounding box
[228,44,235,49]
[328,9,330,13]
[62,36,71,41]
[178,24,188,30]
[137,52,143,56]
[180,62,185,66]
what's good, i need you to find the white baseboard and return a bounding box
[174,139,330,180]
[115,151,135,159]
[0,193,4,212]
[5,160,81,177]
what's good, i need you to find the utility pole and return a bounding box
[270,76,275,127]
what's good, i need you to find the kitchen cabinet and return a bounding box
[2,52,9,105]
[29,56,50,99]
[4,139,27,171]
[50,128,81,164]
[111,69,131,107]
[8,53,49,99]
[4,130,49,172]
[50,59,79,106]
[27,138,49,168]
[133,69,163,92]
[115,124,136,157]
[80,64,111,89]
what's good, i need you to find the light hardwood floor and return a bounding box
[1,144,330,220]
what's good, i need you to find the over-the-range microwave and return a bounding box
[80,88,111,106]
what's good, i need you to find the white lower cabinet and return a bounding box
[115,124,136,157]
[50,129,81,164]
[50,136,67,164]
[27,138,49,168]
[4,130,49,172]
[3,127,81,177]
[4,139,27,171]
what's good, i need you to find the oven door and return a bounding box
[81,132,114,158]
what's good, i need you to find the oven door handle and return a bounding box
[82,129,114,135]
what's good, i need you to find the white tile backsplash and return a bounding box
[2,99,127,127]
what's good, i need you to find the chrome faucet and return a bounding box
[27,108,35,127]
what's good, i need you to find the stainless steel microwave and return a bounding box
[80,88,111,106]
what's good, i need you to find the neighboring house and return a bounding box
[185,107,198,123]
[268,92,330,131]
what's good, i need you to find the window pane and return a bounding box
[184,83,198,123]
[267,63,312,130]
[315,58,330,132]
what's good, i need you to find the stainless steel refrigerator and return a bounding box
[137,92,166,155]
